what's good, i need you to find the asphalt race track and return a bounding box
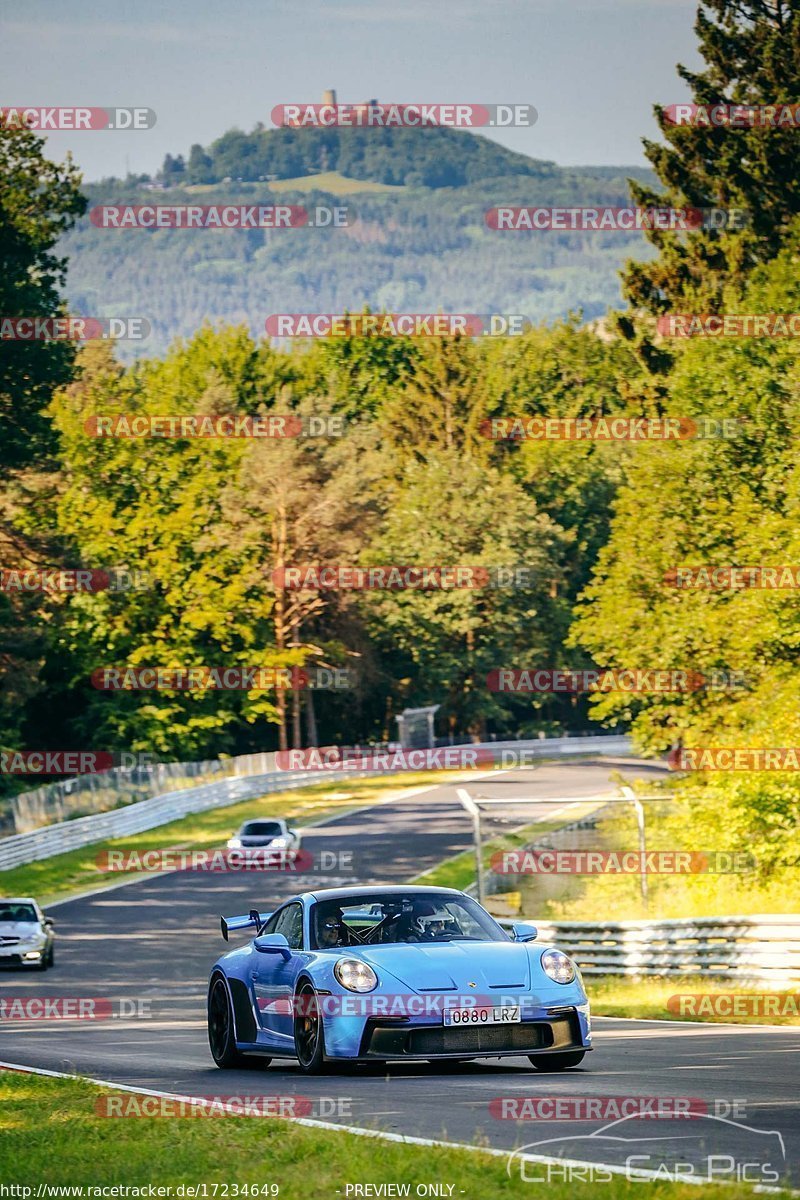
[1,760,798,1187]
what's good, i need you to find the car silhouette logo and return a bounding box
[468,982,477,987]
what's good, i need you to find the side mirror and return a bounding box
[511,922,538,942]
[43,917,55,928]
[253,933,292,960]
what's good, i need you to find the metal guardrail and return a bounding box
[501,915,800,985]
[0,768,370,872]
[8,751,281,833]
[0,734,632,872]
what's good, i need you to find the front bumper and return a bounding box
[357,1009,586,1060]
[0,949,44,966]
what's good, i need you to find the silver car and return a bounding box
[226,817,301,857]
[0,898,55,970]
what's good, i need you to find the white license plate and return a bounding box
[443,1005,521,1026]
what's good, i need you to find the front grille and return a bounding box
[0,937,20,946]
[0,954,23,965]
[410,1022,551,1055]
[362,1014,581,1058]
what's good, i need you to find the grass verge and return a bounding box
[586,975,800,1026]
[0,1070,773,1198]
[0,772,459,906]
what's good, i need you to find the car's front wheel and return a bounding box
[528,1050,585,1071]
[294,982,327,1074]
[208,976,271,1069]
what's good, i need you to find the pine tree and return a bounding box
[622,0,800,318]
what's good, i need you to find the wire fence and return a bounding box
[5,745,397,834]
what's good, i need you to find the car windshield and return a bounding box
[0,903,37,923]
[310,893,508,949]
[241,822,283,836]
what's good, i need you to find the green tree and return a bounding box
[364,451,570,739]
[571,243,800,878]
[0,123,85,472]
[622,0,800,321]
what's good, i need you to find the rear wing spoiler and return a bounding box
[221,909,273,941]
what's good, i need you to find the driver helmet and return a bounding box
[410,900,437,937]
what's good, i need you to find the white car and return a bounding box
[226,818,301,857]
[0,898,55,970]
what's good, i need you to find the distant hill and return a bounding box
[65,126,659,359]
[154,124,566,190]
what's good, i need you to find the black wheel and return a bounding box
[46,945,54,968]
[208,976,270,1069]
[528,1050,586,1071]
[294,982,327,1074]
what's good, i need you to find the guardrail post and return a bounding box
[456,788,486,907]
[622,785,648,910]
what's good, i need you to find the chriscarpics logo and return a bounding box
[506,1112,786,1186]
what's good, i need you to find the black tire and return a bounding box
[528,1050,586,1071]
[46,945,54,968]
[294,982,328,1074]
[208,976,271,1069]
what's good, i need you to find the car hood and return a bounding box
[0,922,41,937]
[353,941,532,992]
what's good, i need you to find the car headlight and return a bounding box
[541,949,576,984]
[269,836,290,848]
[227,837,242,849]
[334,959,378,993]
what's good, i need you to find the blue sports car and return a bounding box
[207,885,591,1074]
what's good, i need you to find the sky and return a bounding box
[0,0,701,182]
